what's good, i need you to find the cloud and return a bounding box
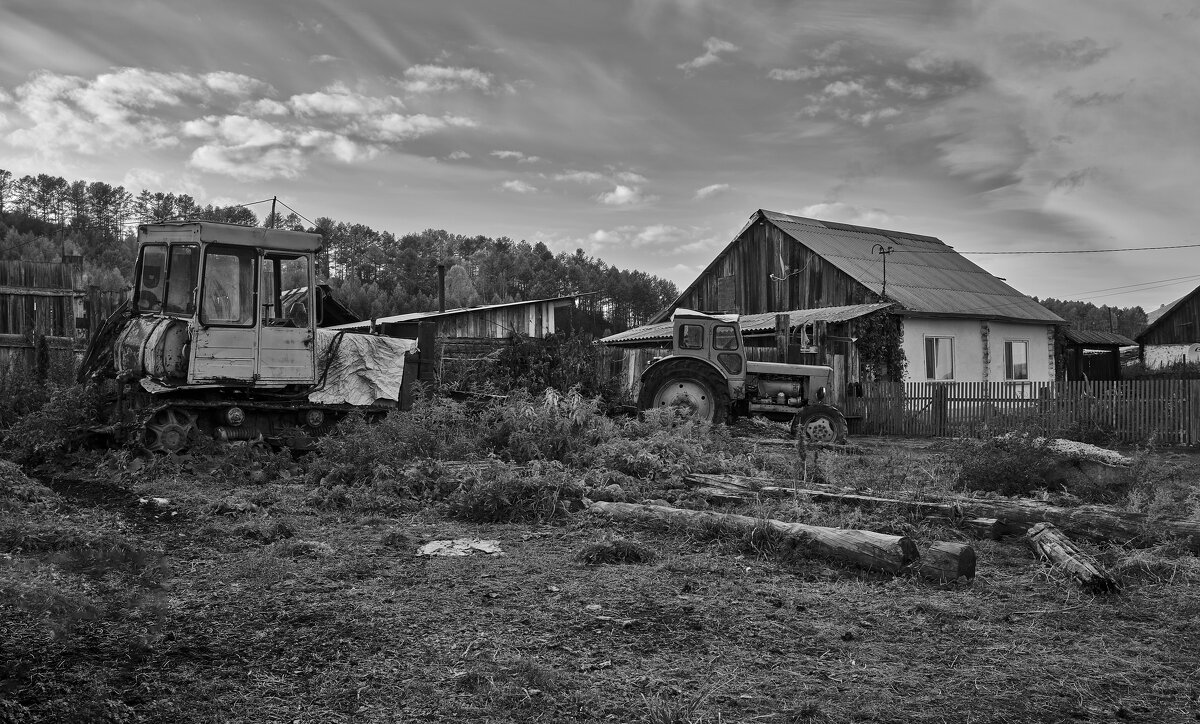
[122,167,207,199]
[555,170,606,183]
[1054,88,1125,107]
[795,202,903,229]
[1003,33,1115,71]
[490,149,541,163]
[597,184,653,206]
[613,171,647,184]
[5,68,270,154]
[1051,167,1098,193]
[309,54,340,64]
[500,179,538,194]
[678,37,739,73]
[583,224,717,255]
[447,150,471,160]
[767,65,849,82]
[1,69,479,179]
[693,183,730,200]
[401,65,493,93]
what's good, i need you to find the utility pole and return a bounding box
[871,243,894,300]
[268,196,277,228]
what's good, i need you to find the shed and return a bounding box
[0,258,84,371]
[1062,329,1137,381]
[1137,284,1200,368]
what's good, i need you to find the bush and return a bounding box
[578,535,655,565]
[445,460,584,522]
[482,387,617,464]
[948,436,1061,497]
[1,384,101,464]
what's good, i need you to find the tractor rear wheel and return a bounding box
[637,359,731,424]
[790,404,848,444]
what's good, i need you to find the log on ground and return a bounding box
[1025,522,1120,594]
[685,473,1200,553]
[918,542,976,582]
[587,501,918,574]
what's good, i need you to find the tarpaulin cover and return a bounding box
[308,329,418,406]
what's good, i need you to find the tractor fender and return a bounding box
[641,355,728,389]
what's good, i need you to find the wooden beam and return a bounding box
[588,500,919,574]
[1026,522,1120,593]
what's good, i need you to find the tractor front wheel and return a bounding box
[637,359,731,424]
[790,404,848,444]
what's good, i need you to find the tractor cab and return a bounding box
[666,309,748,396]
[124,221,322,388]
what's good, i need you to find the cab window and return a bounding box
[201,246,257,326]
[713,325,739,350]
[136,245,167,313]
[163,245,199,314]
[679,324,704,350]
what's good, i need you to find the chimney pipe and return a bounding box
[437,264,446,313]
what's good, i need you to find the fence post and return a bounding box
[933,384,949,437]
[1190,380,1200,446]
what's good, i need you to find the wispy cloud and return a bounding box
[491,149,542,163]
[597,184,653,206]
[678,37,739,74]
[500,179,538,194]
[447,150,470,160]
[400,65,493,93]
[693,183,730,200]
[309,54,340,64]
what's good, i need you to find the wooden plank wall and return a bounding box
[672,223,877,315]
[1140,291,1200,346]
[847,380,1200,445]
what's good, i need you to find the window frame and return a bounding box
[134,243,168,315]
[162,243,200,316]
[199,244,259,328]
[924,335,955,381]
[712,324,739,351]
[678,323,705,350]
[1004,339,1030,381]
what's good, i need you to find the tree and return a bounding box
[0,169,12,214]
[443,264,481,308]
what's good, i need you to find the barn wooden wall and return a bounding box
[1141,292,1200,346]
[673,223,876,315]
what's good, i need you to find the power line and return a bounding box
[276,199,316,229]
[1063,273,1200,297]
[893,242,1200,255]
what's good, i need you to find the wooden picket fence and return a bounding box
[845,380,1200,445]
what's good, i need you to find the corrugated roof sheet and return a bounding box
[1063,329,1137,346]
[757,210,1063,323]
[328,294,582,330]
[599,303,892,345]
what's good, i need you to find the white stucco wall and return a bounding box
[899,317,1055,382]
[1143,344,1199,368]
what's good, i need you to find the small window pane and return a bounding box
[202,247,257,326]
[1005,341,1029,380]
[164,245,199,314]
[925,337,954,380]
[679,324,704,350]
[137,245,167,312]
[713,325,738,350]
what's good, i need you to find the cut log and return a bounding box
[685,473,1200,552]
[961,518,1027,540]
[918,542,976,582]
[588,501,918,574]
[1025,522,1120,593]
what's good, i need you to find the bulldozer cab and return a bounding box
[132,222,322,387]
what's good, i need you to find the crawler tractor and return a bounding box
[637,309,848,443]
[79,221,415,452]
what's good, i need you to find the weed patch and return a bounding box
[578,535,655,565]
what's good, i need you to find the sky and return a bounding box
[2,0,1199,312]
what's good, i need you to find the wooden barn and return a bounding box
[604,209,1063,407]
[1062,329,1137,381]
[1137,284,1200,368]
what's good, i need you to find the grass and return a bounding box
[1,399,1199,723]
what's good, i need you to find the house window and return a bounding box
[1005,340,1029,380]
[679,324,705,350]
[924,337,954,380]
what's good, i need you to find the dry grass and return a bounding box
[1,422,1198,723]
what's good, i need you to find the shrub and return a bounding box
[482,387,617,464]
[948,436,1061,497]
[578,535,655,565]
[445,460,584,522]
[0,459,58,512]
[1,384,101,464]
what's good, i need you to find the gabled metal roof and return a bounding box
[1136,283,1200,343]
[600,303,892,346]
[327,294,583,330]
[757,210,1063,323]
[1063,329,1137,346]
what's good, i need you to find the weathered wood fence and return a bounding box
[845,380,1200,445]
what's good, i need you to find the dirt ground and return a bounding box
[2,432,1199,724]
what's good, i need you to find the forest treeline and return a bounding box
[1035,298,1149,339]
[0,168,677,331]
